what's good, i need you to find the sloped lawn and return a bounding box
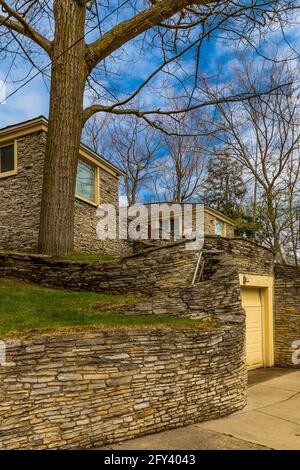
[61,253,118,262]
[0,278,213,336]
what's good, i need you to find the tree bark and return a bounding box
[38,0,86,255]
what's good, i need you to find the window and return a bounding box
[215,220,224,236]
[0,143,15,176]
[76,159,96,203]
[170,216,181,238]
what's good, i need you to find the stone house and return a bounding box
[0,116,127,254]
[140,202,235,240]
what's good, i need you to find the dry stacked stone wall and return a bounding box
[0,236,273,295]
[0,240,199,295]
[274,264,300,367]
[0,327,246,450]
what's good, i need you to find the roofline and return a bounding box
[0,115,48,135]
[204,206,235,226]
[0,116,124,177]
[139,202,235,225]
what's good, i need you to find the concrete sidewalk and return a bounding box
[100,368,300,450]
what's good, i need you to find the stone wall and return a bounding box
[0,236,269,321]
[0,326,246,450]
[0,240,245,324]
[0,132,46,252]
[274,264,300,367]
[0,240,199,295]
[125,252,244,323]
[0,130,127,255]
[74,171,132,256]
[203,236,274,276]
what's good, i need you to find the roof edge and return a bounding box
[0,116,124,177]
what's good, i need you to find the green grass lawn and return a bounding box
[0,278,214,336]
[61,253,118,263]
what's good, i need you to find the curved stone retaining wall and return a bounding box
[0,326,246,450]
[0,236,274,295]
[0,240,198,294]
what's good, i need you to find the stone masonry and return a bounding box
[0,235,249,449]
[274,264,300,367]
[0,132,45,252]
[0,326,246,450]
[0,236,274,294]
[0,130,129,255]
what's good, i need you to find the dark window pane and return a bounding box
[0,145,14,173]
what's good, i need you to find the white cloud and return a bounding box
[0,80,6,105]
[0,76,49,128]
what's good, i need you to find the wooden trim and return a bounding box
[75,157,100,207]
[0,123,48,144]
[78,146,120,178]
[0,117,122,178]
[239,274,274,368]
[0,139,18,179]
[204,207,235,226]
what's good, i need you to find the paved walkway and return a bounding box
[101,368,300,450]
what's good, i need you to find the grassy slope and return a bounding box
[0,250,118,263]
[61,253,118,262]
[0,278,214,336]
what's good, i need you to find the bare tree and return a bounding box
[213,58,300,262]
[153,111,210,202]
[85,114,161,205]
[84,112,111,156]
[0,0,297,254]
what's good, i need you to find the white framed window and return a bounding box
[215,220,224,236]
[76,158,98,205]
[0,142,17,178]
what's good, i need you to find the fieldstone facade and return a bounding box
[0,127,129,255]
[0,132,45,252]
[0,326,246,450]
[274,264,300,367]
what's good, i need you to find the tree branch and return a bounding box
[0,0,52,55]
[85,0,215,72]
[83,81,293,125]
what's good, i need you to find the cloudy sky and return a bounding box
[0,2,299,130]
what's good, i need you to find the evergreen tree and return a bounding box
[204,153,247,218]
[203,153,259,238]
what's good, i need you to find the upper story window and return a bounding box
[76,159,97,204]
[215,220,224,236]
[0,143,16,177]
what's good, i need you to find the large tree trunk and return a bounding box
[38,0,86,255]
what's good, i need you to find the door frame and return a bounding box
[239,274,274,368]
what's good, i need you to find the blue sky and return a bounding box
[0,3,299,130]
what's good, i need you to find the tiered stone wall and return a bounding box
[0,240,199,294]
[274,264,300,367]
[0,237,273,294]
[0,237,270,322]
[126,252,244,323]
[0,130,128,255]
[0,326,246,450]
[203,236,274,276]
